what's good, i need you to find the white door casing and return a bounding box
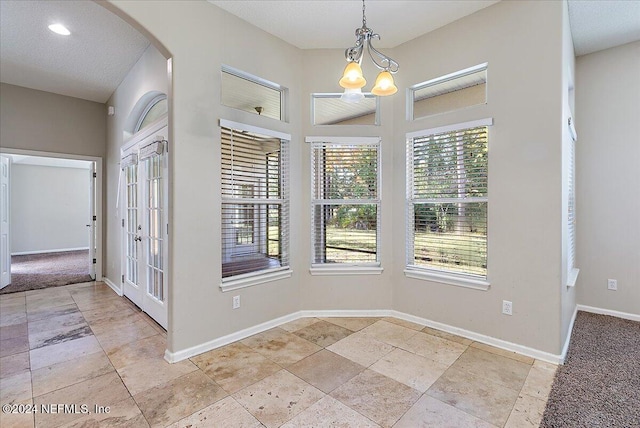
[88,162,96,280]
[121,121,168,329]
[0,156,11,289]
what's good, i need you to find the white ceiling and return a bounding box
[0,0,149,103]
[0,1,638,104]
[568,0,640,56]
[210,0,499,49]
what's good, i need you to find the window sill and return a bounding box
[404,267,490,291]
[566,268,580,288]
[310,265,383,276]
[220,268,293,292]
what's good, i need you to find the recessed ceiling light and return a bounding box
[48,23,71,36]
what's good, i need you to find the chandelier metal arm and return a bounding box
[340,0,399,97]
[343,0,399,74]
[344,31,399,74]
[365,34,399,73]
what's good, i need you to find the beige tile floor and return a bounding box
[0,282,557,428]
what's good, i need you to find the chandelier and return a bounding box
[339,0,399,102]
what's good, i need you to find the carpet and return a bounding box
[0,250,93,294]
[541,311,640,427]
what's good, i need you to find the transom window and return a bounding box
[308,137,381,269]
[135,95,167,133]
[221,66,287,122]
[221,121,290,284]
[406,119,491,281]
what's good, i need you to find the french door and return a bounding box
[121,123,168,329]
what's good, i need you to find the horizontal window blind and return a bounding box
[407,125,488,278]
[221,126,289,279]
[311,141,380,265]
[568,137,576,271]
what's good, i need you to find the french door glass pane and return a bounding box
[146,156,164,301]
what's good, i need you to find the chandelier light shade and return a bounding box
[339,62,366,89]
[339,0,399,99]
[371,70,397,96]
[340,87,366,103]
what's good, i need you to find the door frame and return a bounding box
[1,156,11,289]
[120,117,169,328]
[0,148,103,282]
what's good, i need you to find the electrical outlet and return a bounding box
[607,279,617,291]
[232,295,240,309]
[502,300,513,315]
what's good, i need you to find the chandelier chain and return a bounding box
[362,0,366,28]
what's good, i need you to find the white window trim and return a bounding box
[134,94,167,133]
[406,118,493,140]
[406,119,492,286]
[305,136,380,145]
[310,265,383,276]
[566,121,578,288]
[407,63,488,121]
[220,119,291,141]
[567,268,580,288]
[405,266,490,290]
[220,267,293,292]
[307,136,382,273]
[219,120,291,290]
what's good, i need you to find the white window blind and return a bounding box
[310,139,381,266]
[568,136,576,272]
[221,126,289,279]
[407,123,489,279]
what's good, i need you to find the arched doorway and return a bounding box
[120,94,169,329]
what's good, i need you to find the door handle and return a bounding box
[135,236,142,242]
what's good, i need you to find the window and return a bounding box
[408,63,487,120]
[567,118,578,286]
[135,95,168,133]
[406,119,491,286]
[312,93,379,125]
[221,66,287,122]
[308,137,381,273]
[221,120,290,290]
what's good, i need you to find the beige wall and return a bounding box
[104,44,168,285]
[575,41,640,316]
[298,48,395,312]
[392,0,565,355]
[107,0,303,354]
[106,0,571,358]
[0,83,105,158]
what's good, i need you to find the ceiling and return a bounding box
[568,0,640,56]
[0,1,638,104]
[209,1,499,49]
[0,0,149,103]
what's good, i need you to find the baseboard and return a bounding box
[11,247,89,256]
[164,311,302,363]
[165,308,564,365]
[559,306,578,364]
[386,310,563,364]
[300,309,393,318]
[577,304,640,322]
[102,277,123,296]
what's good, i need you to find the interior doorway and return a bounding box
[120,117,169,329]
[0,150,102,294]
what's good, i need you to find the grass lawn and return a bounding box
[323,226,486,275]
